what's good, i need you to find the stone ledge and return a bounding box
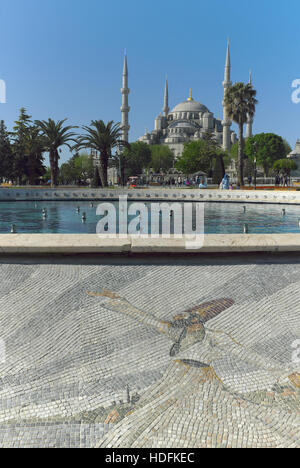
[0,234,300,254]
[0,235,131,254]
[1,188,300,205]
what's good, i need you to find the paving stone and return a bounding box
[0,256,298,448]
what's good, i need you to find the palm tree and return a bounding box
[35,119,78,187]
[224,82,258,186]
[75,120,127,187]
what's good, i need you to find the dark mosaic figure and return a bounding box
[87,289,233,360]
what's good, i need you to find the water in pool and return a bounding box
[0,200,300,234]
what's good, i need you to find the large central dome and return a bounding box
[171,99,208,114]
[170,90,209,114]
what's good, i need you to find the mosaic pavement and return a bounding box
[0,255,299,448]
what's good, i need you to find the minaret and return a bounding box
[162,78,169,117]
[246,70,253,139]
[222,40,232,151]
[121,49,130,142]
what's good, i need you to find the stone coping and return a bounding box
[0,233,300,254]
[0,188,300,205]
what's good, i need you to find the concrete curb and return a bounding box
[0,234,300,254]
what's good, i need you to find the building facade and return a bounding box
[287,140,300,177]
[135,42,245,159]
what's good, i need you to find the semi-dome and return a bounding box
[169,121,198,129]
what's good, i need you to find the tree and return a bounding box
[245,133,287,177]
[24,126,46,185]
[35,118,77,187]
[122,141,152,178]
[175,140,214,175]
[0,120,13,182]
[149,145,174,173]
[59,162,75,185]
[230,142,253,178]
[11,108,32,184]
[211,148,229,184]
[224,82,258,186]
[273,159,297,176]
[58,152,94,185]
[73,153,94,184]
[91,166,102,188]
[283,139,292,157]
[75,120,127,187]
[42,167,51,184]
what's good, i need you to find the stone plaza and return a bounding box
[0,253,299,448]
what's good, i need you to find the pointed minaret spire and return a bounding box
[222,39,232,151]
[121,49,130,143]
[246,69,253,139]
[162,77,169,117]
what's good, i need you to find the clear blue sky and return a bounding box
[0,0,299,164]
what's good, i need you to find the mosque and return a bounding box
[120,42,254,160]
[287,140,300,177]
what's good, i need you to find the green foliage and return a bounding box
[245,133,287,176]
[224,83,258,126]
[176,138,227,179]
[59,152,94,185]
[0,120,13,181]
[122,141,152,177]
[35,118,78,187]
[230,142,238,160]
[283,139,292,156]
[11,108,32,184]
[75,120,125,187]
[176,140,211,174]
[24,126,46,185]
[149,145,174,173]
[273,159,297,176]
[212,155,225,184]
[73,152,94,183]
[91,166,102,188]
[42,167,51,183]
[224,82,258,186]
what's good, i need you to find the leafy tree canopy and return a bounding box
[59,152,93,185]
[176,140,226,175]
[0,120,13,180]
[224,82,258,186]
[273,159,297,176]
[149,145,174,173]
[244,133,287,176]
[122,141,152,177]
